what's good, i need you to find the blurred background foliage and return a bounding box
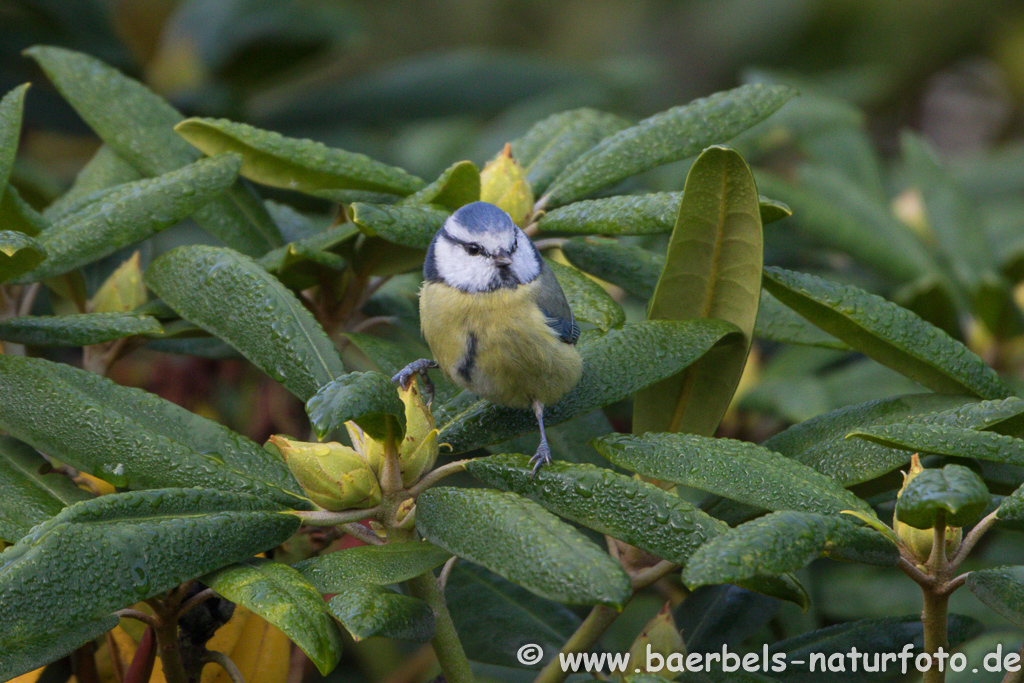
[6,1,1024,680]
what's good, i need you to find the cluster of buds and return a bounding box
[270,383,439,512]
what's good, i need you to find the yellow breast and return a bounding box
[419,281,582,409]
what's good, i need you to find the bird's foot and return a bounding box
[392,359,439,404]
[529,442,552,478]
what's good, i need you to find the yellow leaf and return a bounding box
[201,607,291,683]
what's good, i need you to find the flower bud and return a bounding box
[269,435,381,511]
[395,498,417,531]
[397,382,439,486]
[89,251,147,313]
[480,143,534,227]
[625,602,684,678]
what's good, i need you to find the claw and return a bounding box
[392,359,439,404]
[528,443,551,478]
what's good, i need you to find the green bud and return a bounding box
[397,382,438,486]
[269,435,381,511]
[480,143,534,227]
[623,602,684,680]
[89,251,146,313]
[395,498,416,531]
[893,454,964,561]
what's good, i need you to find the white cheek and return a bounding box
[510,245,540,283]
[435,239,495,291]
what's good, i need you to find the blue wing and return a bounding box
[536,261,580,345]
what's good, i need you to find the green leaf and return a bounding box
[340,332,459,405]
[0,615,118,682]
[466,454,730,564]
[511,108,631,196]
[416,487,631,607]
[350,203,448,250]
[0,313,162,347]
[145,245,345,401]
[894,464,989,528]
[445,561,581,669]
[683,511,898,588]
[0,489,298,660]
[0,355,309,508]
[44,146,142,221]
[537,192,789,236]
[305,371,405,441]
[16,154,242,283]
[25,45,281,255]
[755,168,934,282]
[175,117,425,196]
[464,453,807,606]
[762,267,1011,399]
[327,583,434,642]
[561,236,661,300]
[258,223,358,275]
[545,259,624,330]
[0,84,29,194]
[540,84,796,207]
[594,432,871,515]
[634,146,763,436]
[0,437,90,543]
[766,615,983,683]
[0,231,45,284]
[537,193,680,235]
[849,423,1024,472]
[295,541,451,592]
[203,558,344,675]
[399,160,479,210]
[764,394,987,486]
[755,289,848,350]
[436,319,740,454]
[966,566,1024,628]
[0,187,49,238]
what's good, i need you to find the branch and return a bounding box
[949,509,999,569]
[291,507,380,526]
[406,459,472,498]
[342,522,384,545]
[203,651,246,683]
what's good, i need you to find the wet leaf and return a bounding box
[634,146,762,436]
[203,558,343,675]
[849,422,1024,472]
[0,84,29,194]
[327,583,434,642]
[894,464,989,528]
[306,371,405,441]
[416,487,631,607]
[966,566,1024,628]
[546,259,624,330]
[511,108,631,196]
[146,245,345,402]
[0,615,118,682]
[44,146,142,221]
[0,313,162,347]
[436,319,740,453]
[561,236,661,300]
[25,46,281,255]
[594,432,871,515]
[350,203,448,250]
[0,489,299,670]
[0,355,309,508]
[400,160,479,210]
[540,84,795,207]
[755,289,848,350]
[175,117,424,196]
[683,511,898,588]
[762,267,1011,399]
[295,541,451,593]
[15,154,241,283]
[0,437,90,543]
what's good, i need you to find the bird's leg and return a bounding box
[392,359,439,404]
[529,400,551,477]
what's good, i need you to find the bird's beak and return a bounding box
[492,250,512,267]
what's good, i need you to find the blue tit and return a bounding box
[393,201,583,474]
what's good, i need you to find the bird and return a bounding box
[393,201,583,475]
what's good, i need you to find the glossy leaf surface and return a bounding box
[306,371,405,441]
[0,437,90,543]
[0,313,162,346]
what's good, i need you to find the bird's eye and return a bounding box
[465,244,482,256]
